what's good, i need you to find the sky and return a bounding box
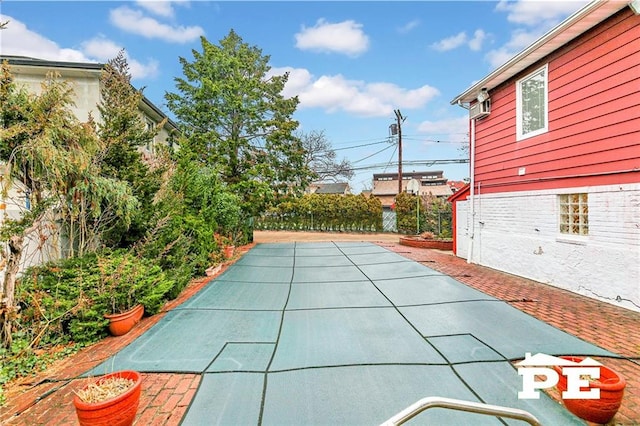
[0,0,590,193]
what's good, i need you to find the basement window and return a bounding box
[558,193,588,236]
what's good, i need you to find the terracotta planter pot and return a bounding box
[73,370,142,426]
[553,356,626,424]
[223,245,235,259]
[104,304,144,336]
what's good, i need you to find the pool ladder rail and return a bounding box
[380,396,542,426]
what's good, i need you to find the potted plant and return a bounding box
[103,304,144,337]
[97,251,145,336]
[553,356,626,424]
[214,233,235,259]
[96,250,175,337]
[73,370,142,426]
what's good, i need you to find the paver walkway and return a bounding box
[2,231,639,425]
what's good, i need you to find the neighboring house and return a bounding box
[1,56,178,155]
[0,56,178,280]
[306,182,351,195]
[449,1,640,312]
[371,171,453,208]
[448,180,468,194]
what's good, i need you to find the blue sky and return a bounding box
[0,0,588,192]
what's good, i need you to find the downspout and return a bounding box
[467,118,476,264]
[455,101,476,264]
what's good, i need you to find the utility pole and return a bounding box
[394,109,405,194]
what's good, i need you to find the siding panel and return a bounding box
[473,9,640,194]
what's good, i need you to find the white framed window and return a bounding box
[558,193,588,236]
[145,118,156,153]
[516,64,548,140]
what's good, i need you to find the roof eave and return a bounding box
[450,0,628,105]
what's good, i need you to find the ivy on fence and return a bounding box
[395,192,453,237]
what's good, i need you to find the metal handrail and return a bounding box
[380,396,542,426]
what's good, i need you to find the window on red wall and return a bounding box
[516,64,548,141]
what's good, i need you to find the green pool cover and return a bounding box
[90,242,616,424]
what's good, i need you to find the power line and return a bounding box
[402,137,468,144]
[333,139,391,152]
[316,158,469,174]
[383,143,398,173]
[352,143,395,164]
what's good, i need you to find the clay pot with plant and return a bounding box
[97,252,144,336]
[96,250,174,336]
[214,233,236,259]
[73,370,142,426]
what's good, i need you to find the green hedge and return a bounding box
[256,194,383,232]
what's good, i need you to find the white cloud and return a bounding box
[109,6,203,43]
[270,67,439,118]
[81,37,125,60]
[418,116,468,134]
[496,0,588,27]
[417,116,469,144]
[398,19,420,34]
[432,29,487,52]
[0,15,90,62]
[268,67,314,99]
[485,26,551,69]
[135,0,190,18]
[432,32,467,52]
[487,0,587,69]
[468,29,487,52]
[295,19,369,57]
[81,37,159,79]
[0,15,158,80]
[135,1,175,18]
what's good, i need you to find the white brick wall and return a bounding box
[454,183,640,312]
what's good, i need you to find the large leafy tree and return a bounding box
[165,30,313,215]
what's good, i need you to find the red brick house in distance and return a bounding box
[450,1,640,312]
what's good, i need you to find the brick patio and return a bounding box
[2,236,639,425]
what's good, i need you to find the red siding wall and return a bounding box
[474,8,640,193]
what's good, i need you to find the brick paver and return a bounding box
[2,235,639,425]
